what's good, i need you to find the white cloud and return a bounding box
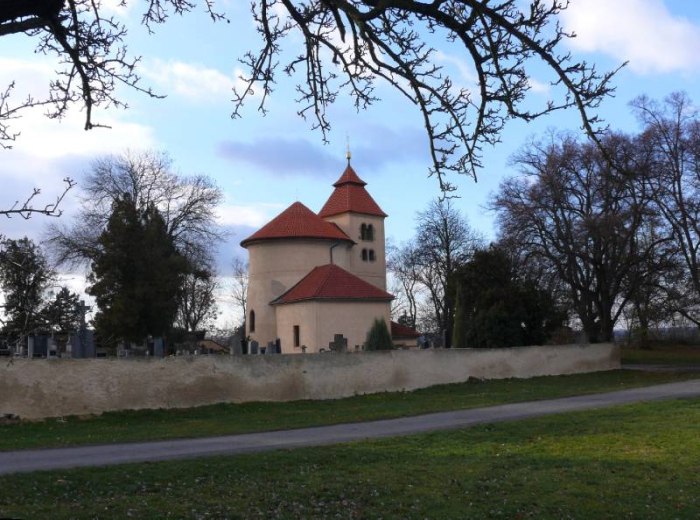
[143,60,254,102]
[561,0,700,74]
[1,56,156,162]
[527,78,551,95]
[215,203,283,228]
[8,109,156,161]
[434,50,479,87]
[101,0,134,17]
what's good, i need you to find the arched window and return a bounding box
[362,248,368,261]
[369,249,376,262]
[249,310,256,332]
[360,223,375,241]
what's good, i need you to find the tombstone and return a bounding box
[47,337,58,358]
[231,338,243,356]
[153,337,165,357]
[328,334,348,352]
[71,330,96,358]
[29,334,48,358]
[249,340,259,355]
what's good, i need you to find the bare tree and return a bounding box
[492,132,664,342]
[2,1,618,190]
[176,266,219,333]
[631,92,700,326]
[412,199,483,345]
[47,150,224,266]
[387,241,422,329]
[231,257,248,327]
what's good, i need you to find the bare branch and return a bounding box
[0,177,75,219]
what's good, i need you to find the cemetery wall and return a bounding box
[0,343,619,419]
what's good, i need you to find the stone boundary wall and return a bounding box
[1,343,619,419]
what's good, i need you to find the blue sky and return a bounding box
[1,0,700,325]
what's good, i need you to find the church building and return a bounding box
[241,157,401,353]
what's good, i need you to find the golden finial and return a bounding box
[346,134,352,165]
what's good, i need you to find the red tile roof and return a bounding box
[240,202,352,247]
[271,264,394,305]
[391,321,421,339]
[318,165,387,218]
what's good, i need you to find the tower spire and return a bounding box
[345,134,352,165]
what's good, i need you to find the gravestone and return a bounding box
[28,334,49,358]
[153,337,164,357]
[47,337,58,358]
[328,334,348,352]
[249,340,259,355]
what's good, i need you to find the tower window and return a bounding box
[360,223,375,241]
[294,325,300,347]
[369,249,376,262]
[362,248,368,261]
[249,310,256,332]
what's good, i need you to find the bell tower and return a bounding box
[318,157,387,290]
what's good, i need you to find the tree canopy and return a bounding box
[1,0,620,189]
[0,236,54,345]
[452,246,563,348]
[87,194,189,346]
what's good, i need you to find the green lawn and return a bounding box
[1,369,697,451]
[621,343,700,365]
[1,397,698,519]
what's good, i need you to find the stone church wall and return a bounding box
[0,343,619,420]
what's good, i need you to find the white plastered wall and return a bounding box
[275,300,391,353]
[245,239,352,346]
[323,213,387,290]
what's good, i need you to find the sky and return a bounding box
[1,0,699,327]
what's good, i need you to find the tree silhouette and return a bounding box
[2,1,620,189]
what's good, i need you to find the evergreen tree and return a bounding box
[451,280,466,348]
[42,286,82,335]
[88,195,188,347]
[365,318,394,351]
[453,247,564,348]
[0,237,53,345]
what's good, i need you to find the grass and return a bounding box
[1,397,698,519]
[1,369,697,451]
[621,343,700,366]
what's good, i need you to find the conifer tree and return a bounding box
[365,318,393,351]
[88,195,188,347]
[0,237,53,345]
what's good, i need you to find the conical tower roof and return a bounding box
[318,165,387,218]
[240,202,352,247]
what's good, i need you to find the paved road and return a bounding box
[1,379,699,476]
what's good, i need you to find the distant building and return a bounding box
[241,159,414,353]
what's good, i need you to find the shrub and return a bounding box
[365,318,393,351]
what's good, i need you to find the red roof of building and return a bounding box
[240,202,352,247]
[271,264,394,305]
[318,165,387,218]
[391,321,421,339]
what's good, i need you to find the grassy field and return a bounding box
[1,397,698,519]
[1,369,697,451]
[621,343,700,365]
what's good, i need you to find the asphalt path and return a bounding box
[1,378,699,476]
